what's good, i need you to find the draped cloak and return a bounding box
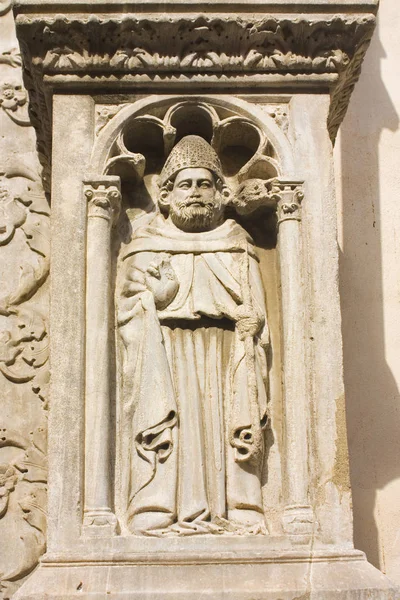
[117,215,269,534]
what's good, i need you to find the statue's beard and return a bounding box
[169,200,222,232]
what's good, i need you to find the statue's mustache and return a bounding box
[177,198,215,208]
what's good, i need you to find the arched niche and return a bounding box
[90,96,295,181]
[88,96,293,533]
[83,95,309,539]
[90,96,295,253]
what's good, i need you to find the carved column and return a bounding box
[275,181,315,537]
[83,176,121,536]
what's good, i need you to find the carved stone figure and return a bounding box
[117,135,270,536]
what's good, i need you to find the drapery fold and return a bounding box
[117,216,269,534]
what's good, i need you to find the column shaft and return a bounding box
[276,184,315,537]
[83,177,120,536]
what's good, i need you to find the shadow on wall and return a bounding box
[339,17,400,572]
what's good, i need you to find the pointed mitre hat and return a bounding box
[160,135,224,186]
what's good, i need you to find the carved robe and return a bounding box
[117,215,269,534]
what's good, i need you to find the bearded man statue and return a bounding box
[117,135,270,536]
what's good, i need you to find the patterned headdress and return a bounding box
[160,135,224,186]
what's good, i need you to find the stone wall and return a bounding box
[0,0,399,596]
[0,5,49,599]
[335,0,400,585]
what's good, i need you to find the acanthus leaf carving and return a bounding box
[16,15,373,77]
[85,181,121,224]
[0,49,21,69]
[0,428,47,596]
[13,12,377,189]
[0,11,49,597]
[0,175,50,409]
[0,465,18,519]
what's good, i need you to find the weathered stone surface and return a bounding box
[0,4,49,599]
[1,0,398,598]
[13,0,379,189]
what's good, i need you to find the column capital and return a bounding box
[83,176,121,224]
[275,181,304,225]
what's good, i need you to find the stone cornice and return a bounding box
[13,2,378,189]
[13,0,379,11]
[16,14,374,76]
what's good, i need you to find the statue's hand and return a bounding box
[234,304,264,340]
[145,254,179,310]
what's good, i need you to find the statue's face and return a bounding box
[167,168,224,232]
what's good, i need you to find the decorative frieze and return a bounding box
[13,5,377,189]
[16,15,373,77]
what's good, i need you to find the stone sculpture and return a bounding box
[117,136,270,535]
[8,1,398,597]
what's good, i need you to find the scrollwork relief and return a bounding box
[0,49,21,69]
[0,39,49,588]
[0,179,49,590]
[0,427,47,599]
[0,45,30,127]
[0,175,50,408]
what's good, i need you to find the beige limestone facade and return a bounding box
[0,0,399,597]
[335,0,400,587]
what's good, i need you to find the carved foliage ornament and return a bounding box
[0,427,47,598]
[0,82,30,126]
[0,176,50,409]
[14,13,376,193]
[0,45,30,127]
[16,15,374,76]
[0,5,49,592]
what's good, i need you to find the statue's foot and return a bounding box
[227,508,266,527]
[130,511,175,533]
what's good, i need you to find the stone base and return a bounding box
[14,554,398,600]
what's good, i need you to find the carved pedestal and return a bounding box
[10,0,398,598]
